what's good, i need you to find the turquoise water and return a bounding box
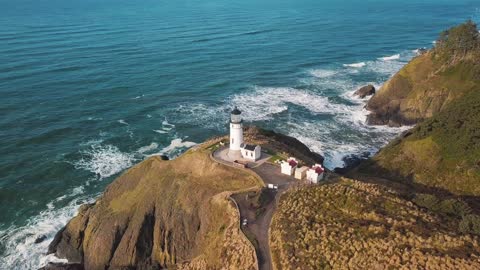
[0,0,479,268]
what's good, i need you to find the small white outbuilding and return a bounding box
[295,166,309,180]
[306,164,325,184]
[281,157,298,176]
[240,143,261,161]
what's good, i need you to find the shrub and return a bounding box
[413,194,440,211]
[459,214,480,235]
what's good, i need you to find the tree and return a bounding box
[435,20,480,62]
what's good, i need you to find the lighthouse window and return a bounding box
[232,138,234,144]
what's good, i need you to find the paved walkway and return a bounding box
[212,148,295,270]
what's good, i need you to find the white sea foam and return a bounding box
[162,120,175,128]
[153,129,168,134]
[378,54,400,61]
[148,138,197,158]
[118,119,128,125]
[0,193,97,269]
[74,144,135,179]
[137,142,159,154]
[343,62,366,68]
[232,86,350,121]
[309,69,337,78]
[174,103,228,131]
[161,139,197,153]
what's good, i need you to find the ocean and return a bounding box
[0,0,478,268]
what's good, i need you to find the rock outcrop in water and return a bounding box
[354,85,375,98]
[366,21,480,127]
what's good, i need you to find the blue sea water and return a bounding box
[0,0,479,267]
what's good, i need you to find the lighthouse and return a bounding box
[229,106,244,151]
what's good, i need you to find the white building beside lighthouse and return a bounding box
[229,107,261,161]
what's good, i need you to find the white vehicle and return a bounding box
[242,218,248,226]
[267,184,274,189]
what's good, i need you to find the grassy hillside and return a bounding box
[48,140,262,269]
[367,21,480,126]
[358,88,480,195]
[270,178,480,270]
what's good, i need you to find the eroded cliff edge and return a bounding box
[366,21,480,127]
[45,127,324,269]
[48,147,261,270]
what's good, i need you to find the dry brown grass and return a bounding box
[50,139,263,269]
[270,178,480,270]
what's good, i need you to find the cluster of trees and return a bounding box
[436,20,480,62]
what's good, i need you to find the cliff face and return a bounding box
[366,22,480,127]
[357,89,480,196]
[357,22,480,195]
[48,143,262,269]
[46,127,325,269]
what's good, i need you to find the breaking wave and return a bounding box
[378,54,400,61]
[137,142,159,154]
[74,144,135,179]
[0,192,97,269]
[172,49,417,168]
[148,138,197,158]
[343,62,366,68]
[309,69,337,78]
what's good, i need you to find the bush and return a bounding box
[436,20,480,61]
[459,214,480,235]
[438,199,471,217]
[413,194,472,218]
[413,194,440,211]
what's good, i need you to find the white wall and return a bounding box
[281,163,294,175]
[229,123,243,151]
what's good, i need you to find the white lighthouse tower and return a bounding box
[229,106,244,152]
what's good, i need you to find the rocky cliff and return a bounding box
[355,21,480,196]
[45,127,324,270]
[366,21,480,126]
[47,141,262,270]
[357,88,480,196]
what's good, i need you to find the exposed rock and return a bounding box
[333,152,370,174]
[354,85,376,98]
[39,263,84,270]
[47,147,261,269]
[47,129,323,269]
[415,48,428,55]
[359,88,480,196]
[243,126,324,166]
[34,235,47,244]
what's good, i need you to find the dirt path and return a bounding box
[231,163,295,270]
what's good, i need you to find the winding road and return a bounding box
[212,149,295,270]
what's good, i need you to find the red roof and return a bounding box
[288,159,298,167]
[314,166,324,174]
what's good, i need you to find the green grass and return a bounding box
[362,88,480,195]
